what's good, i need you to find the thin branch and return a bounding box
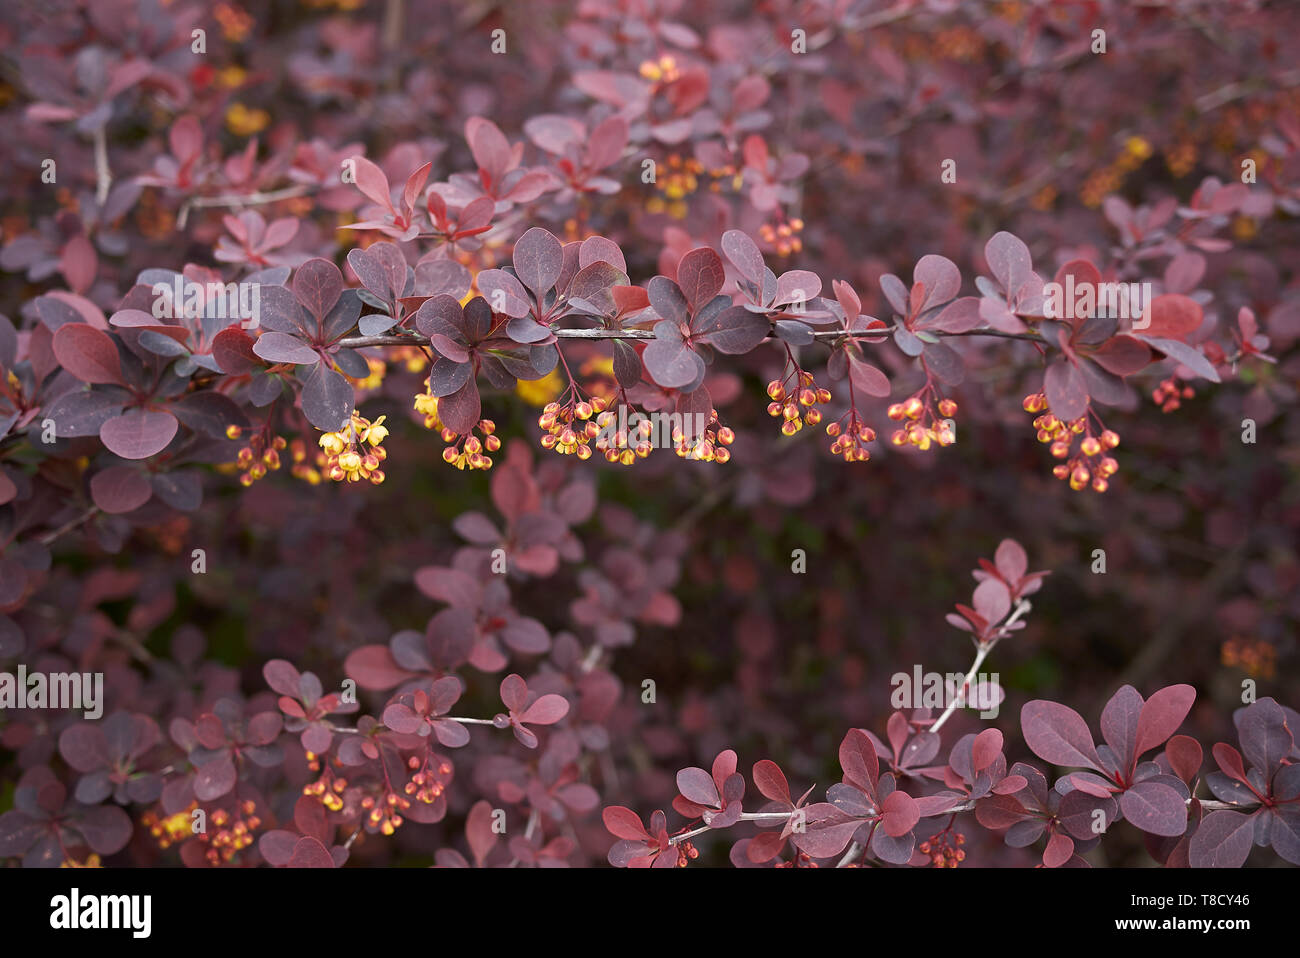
[177,184,313,229]
[930,599,1032,735]
[668,811,793,846]
[37,507,99,546]
[92,126,112,205]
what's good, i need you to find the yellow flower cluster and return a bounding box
[228,425,285,485]
[440,421,500,470]
[638,54,680,84]
[887,396,958,452]
[318,410,388,484]
[539,395,609,459]
[414,391,444,431]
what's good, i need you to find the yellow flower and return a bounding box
[364,415,388,445]
[414,392,444,431]
[515,369,565,407]
[225,103,270,137]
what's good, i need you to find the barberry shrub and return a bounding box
[0,0,1297,872]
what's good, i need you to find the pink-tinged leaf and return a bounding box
[301,363,352,432]
[524,114,585,154]
[1139,336,1221,383]
[1212,743,1248,782]
[466,117,511,185]
[1119,781,1188,837]
[927,296,982,332]
[513,227,563,297]
[832,279,860,322]
[587,115,629,170]
[168,114,202,160]
[972,729,1004,773]
[59,235,97,294]
[847,355,891,397]
[1143,294,1203,340]
[499,674,529,713]
[913,254,961,308]
[1043,831,1074,868]
[1164,252,1206,294]
[89,466,151,514]
[994,539,1027,583]
[253,331,318,365]
[1067,772,1114,799]
[476,270,532,318]
[1021,700,1103,771]
[1134,685,1196,758]
[752,760,792,805]
[1051,259,1102,300]
[402,162,432,215]
[294,794,331,845]
[602,806,650,841]
[972,578,1012,625]
[434,378,481,436]
[579,236,627,273]
[466,800,498,867]
[351,156,394,213]
[100,409,179,460]
[1101,685,1143,772]
[790,805,860,858]
[1043,360,1089,422]
[287,836,335,868]
[839,729,879,795]
[343,646,413,691]
[53,324,122,384]
[773,270,821,307]
[347,243,407,302]
[643,334,703,389]
[519,694,569,726]
[879,790,919,837]
[1165,735,1203,784]
[262,660,301,697]
[975,794,1036,829]
[676,247,725,312]
[456,196,496,234]
[677,767,720,807]
[647,276,690,326]
[721,229,765,285]
[699,305,768,354]
[985,232,1033,294]
[293,258,345,323]
[1188,810,1255,867]
[500,170,555,204]
[212,327,260,374]
[193,755,237,801]
[745,831,787,863]
[1089,335,1151,375]
[712,749,739,785]
[257,831,297,866]
[76,805,132,856]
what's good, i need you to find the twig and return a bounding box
[929,599,1032,735]
[93,126,112,205]
[177,185,313,229]
[37,507,99,546]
